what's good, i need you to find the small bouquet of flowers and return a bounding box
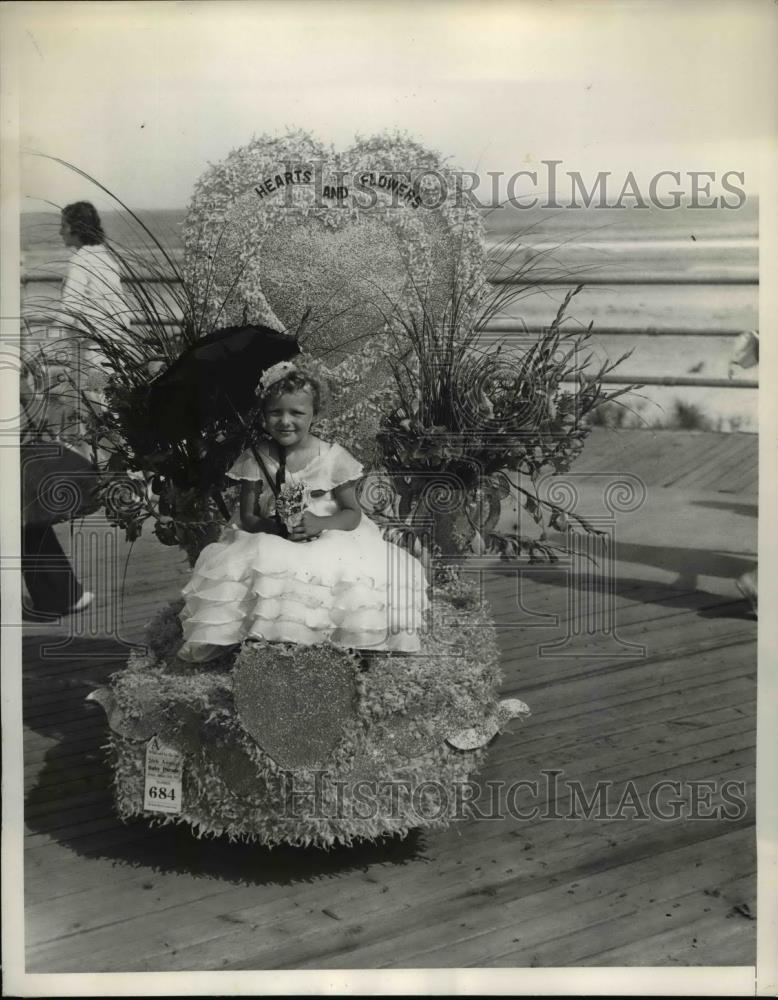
[275,481,310,533]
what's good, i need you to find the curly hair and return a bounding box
[62,201,105,246]
[261,369,323,415]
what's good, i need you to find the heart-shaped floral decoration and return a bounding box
[184,130,486,365]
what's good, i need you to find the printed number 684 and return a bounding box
[148,785,175,800]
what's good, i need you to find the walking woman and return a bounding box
[55,201,128,457]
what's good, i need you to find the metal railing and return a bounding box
[22,271,760,288]
[576,373,757,389]
[20,270,759,391]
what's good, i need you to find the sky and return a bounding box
[3,0,778,211]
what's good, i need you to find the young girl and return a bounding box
[177,360,428,662]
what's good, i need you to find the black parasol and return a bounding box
[146,323,301,442]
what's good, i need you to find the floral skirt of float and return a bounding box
[87,573,530,847]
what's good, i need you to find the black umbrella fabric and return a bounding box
[147,324,301,443]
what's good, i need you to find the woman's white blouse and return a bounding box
[60,244,128,336]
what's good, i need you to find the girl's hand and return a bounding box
[289,510,323,541]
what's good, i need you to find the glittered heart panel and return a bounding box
[257,214,407,365]
[232,642,360,770]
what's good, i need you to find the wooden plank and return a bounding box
[509,634,755,703]
[491,729,755,804]
[23,706,755,906]
[24,754,754,969]
[498,629,755,701]
[637,437,729,489]
[24,733,110,772]
[22,701,754,895]
[84,800,752,973]
[661,436,742,489]
[27,806,754,972]
[499,667,755,759]
[25,756,744,960]
[488,596,723,655]
[24,669,753,856]
[665,433,752,491]
[24,647,756,787]
[22,654,752,769]
[500,648,755,733]
[509,683,756,764]
[514,646,755,719]
[29,687,751,812]
[490,577,751,636]
[485,570,705,614]
[481,874,755,968]
[24,717,115,746]
[577,905,757,966]
[24,628,752,848]
[493,598,753,661]
[24,820,166,870]
[517,712,754,777]
[672,434,756,492]
[25,788,113,824]
[24,698,116,726]
[346,837,757,970]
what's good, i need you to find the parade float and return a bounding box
[71,131,631,846]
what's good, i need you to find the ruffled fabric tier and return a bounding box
[179,522,428,660]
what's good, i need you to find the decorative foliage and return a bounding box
[374,283,640,556]
[93,571,513,846]
[145,598,185,659]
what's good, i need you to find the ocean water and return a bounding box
[20,200,759,431]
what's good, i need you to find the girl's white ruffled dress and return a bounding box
[178,442,428,661]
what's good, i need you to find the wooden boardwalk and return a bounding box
[21,430,757,971]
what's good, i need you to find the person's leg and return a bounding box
[21,522,83,614]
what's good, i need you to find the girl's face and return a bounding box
[263,388,315,448]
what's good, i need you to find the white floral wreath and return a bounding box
[256,360,299,397]
[255,355,335,403]
[183,129,487,338]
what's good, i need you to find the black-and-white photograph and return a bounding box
[2,1,776,995]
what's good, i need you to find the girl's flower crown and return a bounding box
[255,355,332,399]
[257,360,298,397]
